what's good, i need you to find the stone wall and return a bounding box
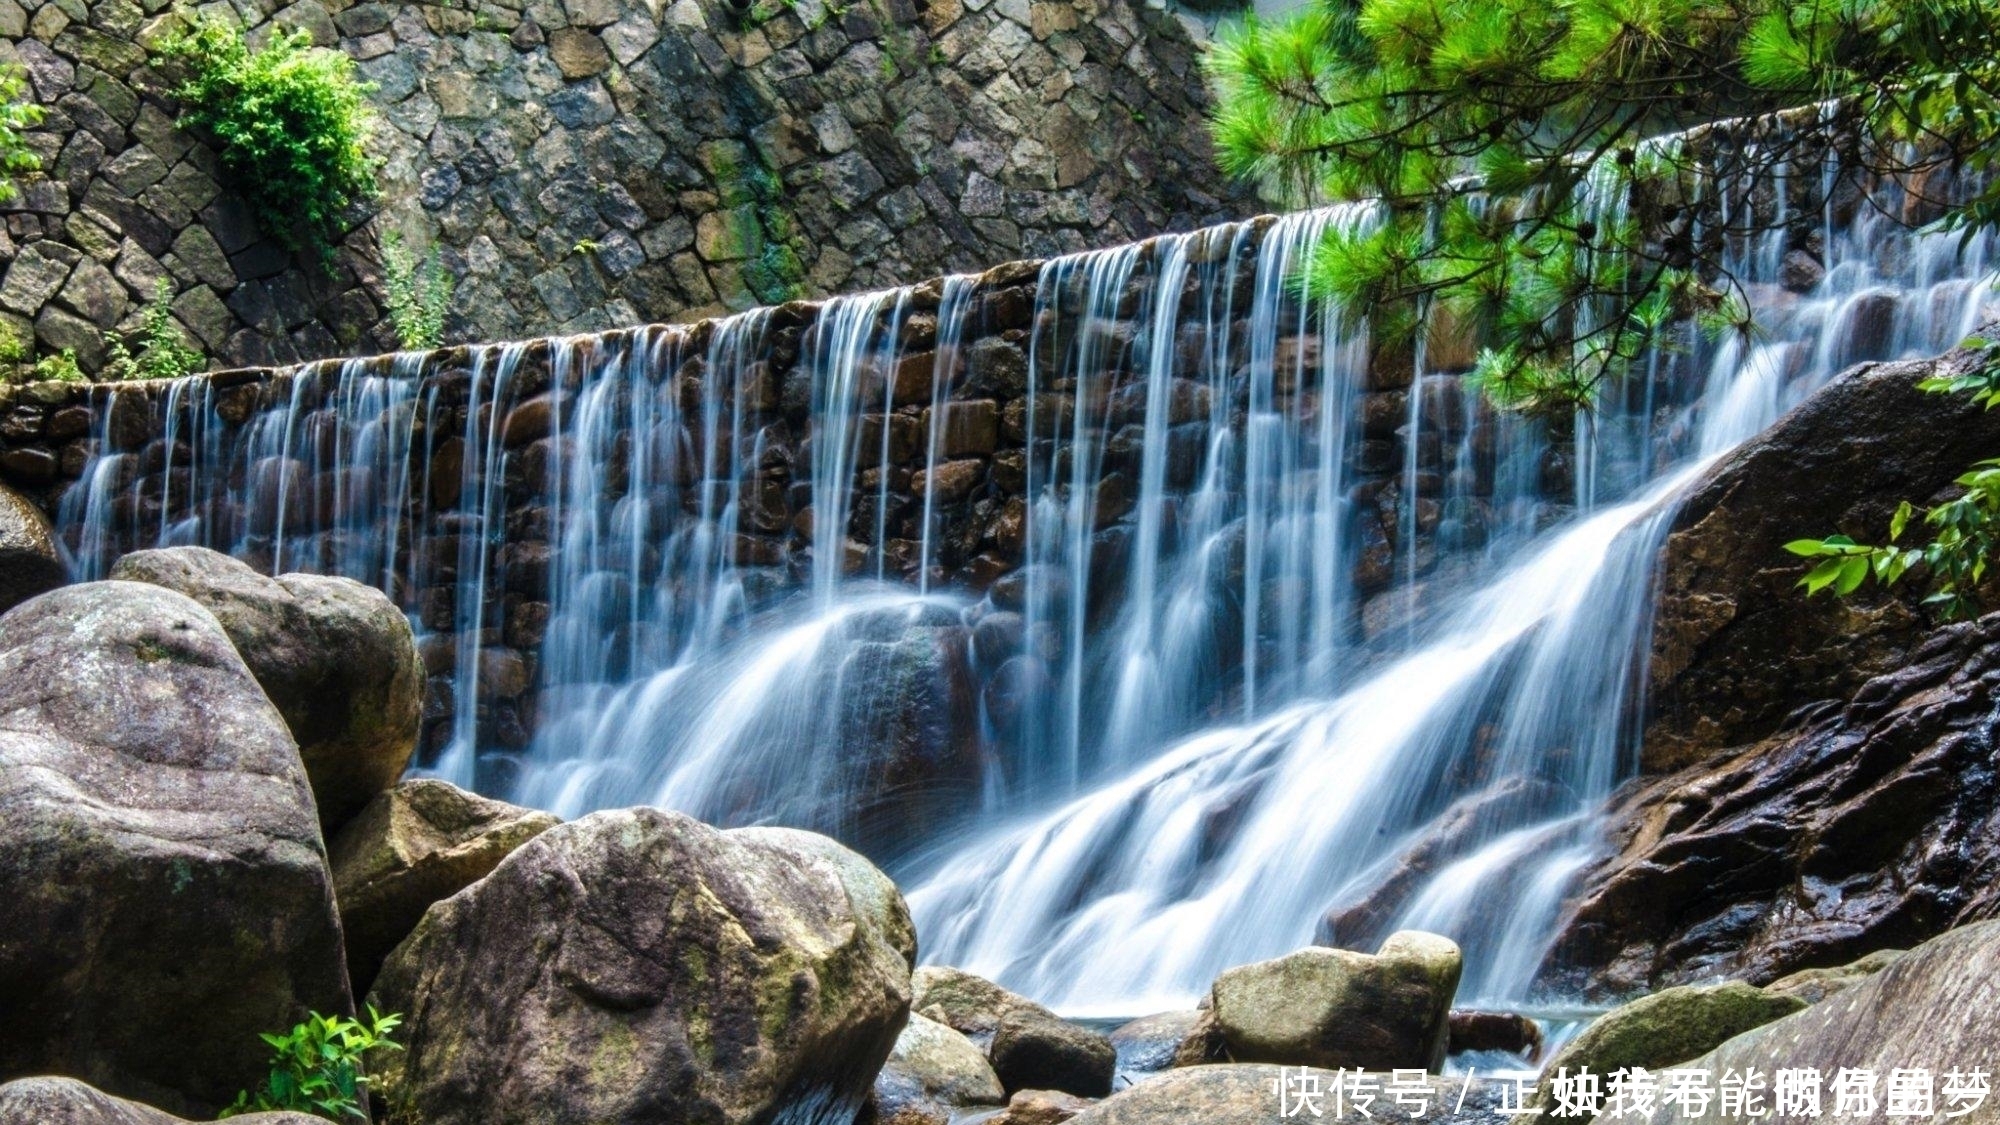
[359,0,1256,334]
[0,0,1253,378]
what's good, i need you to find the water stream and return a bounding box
[48,140,1997,1016]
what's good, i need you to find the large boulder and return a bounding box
[0,1077,324,1125]
[110,547,423,831]
[327,778,560,995]
[1638,920,2000,1124]
[910,967,1115,1097]
[0,582,350,1115]
[0,482,62,614]
[366,807,916,1125]
[1065,1065,1507,1125]
[861,1013,1006,1125]
[1547,612,2000,993]
[1762,948,1903,1006]
[1208,932,1462,1072]
[1645,348,2000,772]
[1532,981,1803,1115]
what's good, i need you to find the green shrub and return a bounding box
[30,349,82,383]
[155,14,379,258]
[220,1007,403,1121]
[381,230,454,350]
[102,280,205,381]
[0,63,45,204]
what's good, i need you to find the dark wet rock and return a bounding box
[0,481,63,614]
[1645,349,2000,772]
[327,777,560,995]
[1208,932,1462,1072]
[109,546,423,831]
[1637,920,2000,1124]
[0,582,348,1116]
[368,808,915,1125]
[0,1077,324,1125]
[1447,1010,1544,1061]
[1108,1010,1203,1075]
[1547,612,2000,993]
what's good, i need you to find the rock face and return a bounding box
[0,482,62,614]
[0,1078,325,1125]
[110,546,423,831]
[1066,1066,1508,1125]
[1638,921,2000,1125]
[367,807,915,1125]
[0,582,350,1115]
[1548,612,2000,993]
[1108,1011,1204,1076]
[1762,948,1903,1006]
[1645,350,2000,772]
[910,966,1116,1097]
[1208,933,1463,1072]
[862,1013,1005,1125]
[327,778,560,995]
[1533,981,1804,1110]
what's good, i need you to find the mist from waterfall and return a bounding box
[47,135,1998,1015]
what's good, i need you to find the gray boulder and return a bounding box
[1534,981,1805,1116]
[0,582,350,1115]
[1066,1065,1510,1124]
[1762,948,1904,1006]
[1209,932,1463,1072]
[0,482,62,614]
[1109,1011,1204,1075]
[862,1013,1005,1125]
[327,778,560,995]
[110,546,423,831]
[1640,921,2000,1124]
[367,808,915,1125]
[910,966,1115,1097]
[0,1077,323,1125]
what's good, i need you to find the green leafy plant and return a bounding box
[220,1007,403,1121]
[381,230,454,350]
[31,348,82,383]
[0,63,45,204]
[154,13,379,259]
[102,280,204,381]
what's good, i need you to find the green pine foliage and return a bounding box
[155,13,380,259]
[219,1007,402,1121]
[1204,0,2000,415]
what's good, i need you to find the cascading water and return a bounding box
[44,127,1997,1020]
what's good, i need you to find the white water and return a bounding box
[48,138,1997,1015]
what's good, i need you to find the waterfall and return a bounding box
[42,136,1997,1015]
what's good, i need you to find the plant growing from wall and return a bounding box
[154,13,380,260]
[0,63,45,204]
[219,1007,402,1121]
[102,280,206,381]
[381,230,454,350]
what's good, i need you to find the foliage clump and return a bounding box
[155,14,380,259]
[101,280,205,382]
[0,63,45,204]
[220,1007,402,1121]
[1204,0,2000,415]
[381,230,454,350]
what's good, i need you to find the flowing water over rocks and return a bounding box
[16,136,1997,1015]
